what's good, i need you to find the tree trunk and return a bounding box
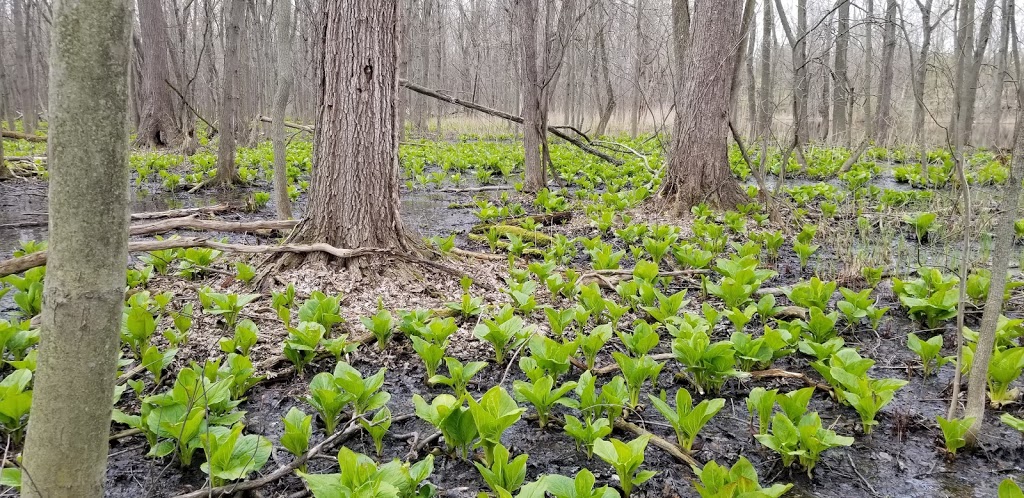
[911,0,939,145]
[863,0,875,138]
[817,15,832,142]
[629,0,644,137]
[214,0,245,185]
[20,0,133,496]
[271,0,293,220]
[795,0,809,145]
[985,0,1012,147]
[285,0,417,265]
[745,20,758,138]
[757,0,772,139]
[518,0,545,192]
[963,69,1024,442]
[13,0,38,134]
[593,3,616,137]
[658,0,747,212]
[832,0,851,145]
[134,0,182,148]
[874,0,898,145]
[961,0,998,145]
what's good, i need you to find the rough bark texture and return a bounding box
[593,4,616,137]
[286,0,416,263]
[832,0,851,145]
[757,0,772,139]
[873,0,898,144]
[985,0,1012,147]
[134,0,181,148]
[214,0,244,184]
[863,0,874,137]
[658,0,746,213]
[271,0,293,220]
[960,0,997,145]
[964,84,1024,441]
[816,16,832,142]
[20,0,133,496]
[518,0,545,192]
[13,0,38,133]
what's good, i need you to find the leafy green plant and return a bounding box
[475,443,528,495]
[202,291,260,329]
[411,335,446,381]
[754,411,853,477]
[563,415,612,459]
[999,479,1024,498]
[785,277,836,311]
[617,321,661,357]
[474,307,534,364]
[822,349,908,433]
[468,386,525,465]
[414,393,477,458]
[233,262,256,283]
[513,375,577,428]
[199,424,272,486]
[730,331,773,371]
[794,307,839,342]
[592,435,656,497]
[746,387,778,436]
[544,468,618,498]
[986,346,1024,407]
[280,407,312,470]
[361,308,396,349]
[579,323,613,370]
[907,333,949,377]
[299,448,434,498]
[904,212,937,243]
[793,241,819,268]
[893,268,960,328]
[297,291,344,332]
[430,357,487,398]
[613,352,664,407]
[0,369,33,443]
[359,406,392,457]
[220,319,259,355]
[692,456,792,498]
[648,388,724,453]
[672,330,740,394]
[121,297,159,359]
[936,415,975,456]
[283,321,325,376]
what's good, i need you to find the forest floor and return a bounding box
[1,137,1023,498]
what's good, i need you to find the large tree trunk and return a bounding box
[658,0,746,212]
[20,0,132,495]
[873,0,898,145]
[214,0,245,185]
[832,0,851,145]
[271,0,293,220]
[134,0,182,148]
[286,0,417,265]
[518,0,545,192]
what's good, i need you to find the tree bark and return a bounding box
[863,0,875,138]
[832,0,851,145]
[518,0,545,192]
[910,0,943,145]
[964,74,1024,442]
[757,0,772,139]
[985,0,1012,147]
[13,0,38,134]
[134,0,182,148]
[285,0,417,266]
[629,0,645,137]
[817,14,832,142]
[593,2,616,137]
[20,0,133,496]
[658,0,747,212]
[960,0,998,145]
[873,0,898,145]
[214,0,245,185]
[271,0,294,219]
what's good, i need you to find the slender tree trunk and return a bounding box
[817,15,832,142]
[20,0,132,495]
[961,0,998,145]
[271,0,293,220]
[413,0,432,133]
[593,3,616,137]
[874,0,898,144]
[135,0,182,147]
[795,0,809,144]
[832,0,851,145]
[963,63,1024,441]
[911,0,939,145]
[13,0,38,133]
[629,0,644,137]
[985,0,1012,147]
[863,0,875,138]
[659,0,746,212]
[519,0,545,192]
[950,0,975,143]
[285,0,417,265]
[396,0,412,133]
[757,0,772,139]
[0,13,12,128]
[745,20,758,138]
[214,0,244,185]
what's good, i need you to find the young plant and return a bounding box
[544,307,576,339]
[648,388,724,453]
[579,323,613,370]
[746,387,778,435]
[220,319,259,356]
[613,352,664,408]
[468,386,525,466]
[545,468,618,498]
[199,424,272,486]
[474,443,528,495]
[299,448,434,498]
[617,321,661,357]
[413,393,478,458]
[283,321,325,377]
[0,369,32,443]
[411,335,446,381]
[986,346,1024,407]
[936,415,975,456]
[672,330,740,394]
[233,262,256,283]
[297,291,344,332]
[474,307,534,364]
[563,416,612,459]
[430,357,487,398]
[693,456,792,498]
[904,211,937,243]
[785,277,836,311]
[907,333,949,377]
[793,241,819,268]
[754,411,853,477]
[280,407,312,471]
[361,308,395,350]
[827,353,908,433]
[592,435,656,497]
[513,375,577,428]
[202,291,260,330]
[358,406,392,457]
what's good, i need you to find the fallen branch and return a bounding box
[1,130,46,142]
[749,368,833,393]
[399,79,624,166]
[172,417,362,498]
[838,140,872,173]
[614,419,701,469]
[165,78,218,135]
[2,205,238,230]
[470,211,572,233]
[257,115,313,133]
[581,270,709,289]
[0,237,452,278]
[129,216,297,236]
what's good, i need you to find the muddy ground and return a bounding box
[2,173,1024,498]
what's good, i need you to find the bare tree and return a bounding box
[984,0,1012,147]
[863,0,875,138]
[873,0,897,144]
[629,0,645,137]
[20,0,133,495]
[658,0,747,212]
[213,0,245,185]
[13,0,38,133]
[271,0,294,219]
[817,14,832,142]
[592,1,616,137]
[135,0,182,147]
[909,0,947,145]
[774,0,810,146]
[832,0,851,145]
[282,0,418,266]
[959,0,998,145]
[757,0,773,140]
[518,0,545,191]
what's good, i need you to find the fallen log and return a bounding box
[399,79,625,166]
[129,216,297,236]
[3,156,46,162]
[257,115,313,133]
[470,211,572,233]
[0,237,458,278]
[129,203,236,220]
[1,130,46,142]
